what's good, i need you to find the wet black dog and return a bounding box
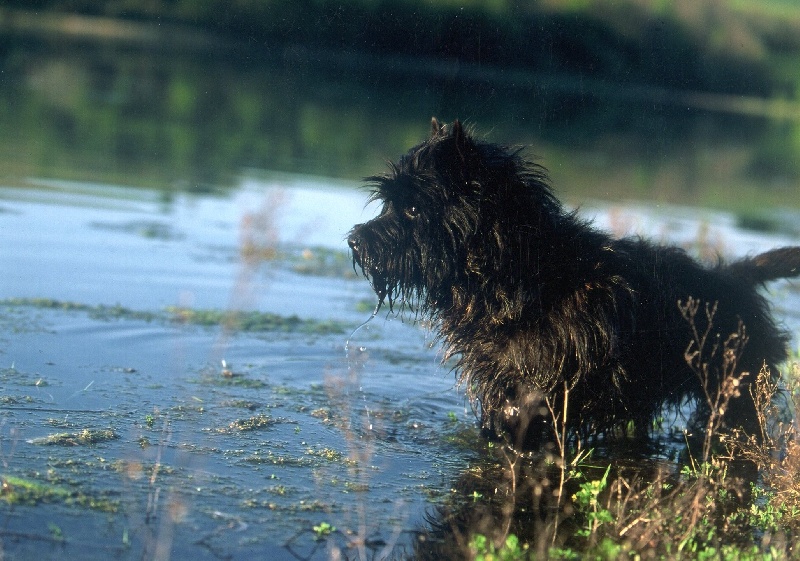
[348,118,800,449]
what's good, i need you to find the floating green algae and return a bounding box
[192,371,269,389]
[27,428,118,446]
[0,298,159,322]
[1,474,119,513]
[290,246,356,278]
[0,298,348,334]
[219,399,262,410]
[167,307,347,334]
[1,366,52,388]
[215,414,280,434]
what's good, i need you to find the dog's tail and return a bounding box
[729,246,800,284]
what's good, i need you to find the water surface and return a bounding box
[2,174,799,559]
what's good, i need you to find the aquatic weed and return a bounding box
[0,298,159,322]
[1,474,119,513]
[0,298,348,334]
[168,307,347,334]
[27,428,117,446]
[313,521,336,540]
[215,414,280,433]
[291,246,355,278]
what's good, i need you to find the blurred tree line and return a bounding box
[5,0,800,98]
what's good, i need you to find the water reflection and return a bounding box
[1,36,798,208]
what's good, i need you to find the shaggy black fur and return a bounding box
[348,118,800,449]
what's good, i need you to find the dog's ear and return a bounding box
[452,119,464,141]
[452,120,472,162]
[430,117,445,138]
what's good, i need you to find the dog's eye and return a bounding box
[404,206,419,220]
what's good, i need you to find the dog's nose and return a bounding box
[347,234,360,254]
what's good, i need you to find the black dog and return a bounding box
[348,118,800,449]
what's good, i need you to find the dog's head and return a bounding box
[347,118,556,315]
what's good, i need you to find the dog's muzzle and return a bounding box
[347,231,363,261]
[347,230,367,272]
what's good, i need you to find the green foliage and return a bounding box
[11,1,800,98]
[740,483,800,534]
[470,533,530,561]
[572,465,613,538]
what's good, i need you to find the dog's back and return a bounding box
[610,239,799,422]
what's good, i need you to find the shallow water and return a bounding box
[1,175,799,559]
[0,176,483,560]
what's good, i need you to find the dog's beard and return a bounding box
[350,248,392,309]
[366,267,390,307]
[351,247,427,314]
[349,213,453,316]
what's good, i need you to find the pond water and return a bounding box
[0,175,467,559]
[1,31,800,560]
[2,173,800,560]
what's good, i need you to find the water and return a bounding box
[1,33,800,560]
[0,176,468,559]
[2,170,799,559]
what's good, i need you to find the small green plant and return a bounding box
[312,521,335,540]
[470,533,529,561]
[47,523,64,542]
[572,465,613,538]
